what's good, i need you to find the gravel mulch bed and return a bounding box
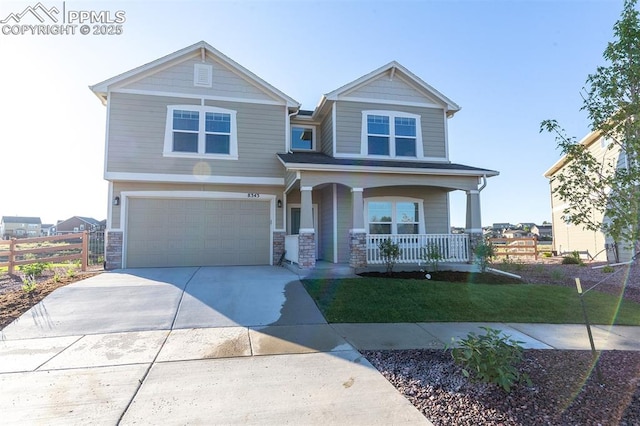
[364,349,640,425]
[361,258,640,425]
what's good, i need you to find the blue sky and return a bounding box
[0,0,624,227]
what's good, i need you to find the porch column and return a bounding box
[349,187,367,268]
[298,186,316,268]
[465,189,483,264]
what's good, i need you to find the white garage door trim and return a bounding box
[120,190,275,268]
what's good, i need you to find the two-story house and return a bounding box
[545,130,635,263]
[1,216,41,239]
[91,41,498,270]
[55,216,104,234]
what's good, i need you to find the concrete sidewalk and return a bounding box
[2,267,639,425]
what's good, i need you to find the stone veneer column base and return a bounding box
[349,231,367,268]
[105,230,123,270]
[272,231,285,265]
[467,232,484,265]
[298,232,316,269]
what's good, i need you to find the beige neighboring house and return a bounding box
[544,131,634,263]
[1,216,41,239]
[90,41,498,270]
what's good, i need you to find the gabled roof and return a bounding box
[56,216,101,227]
[1,216,41,224]
[543,130,601,178]
[316,61,460,117]
[277,152,498,177]
[90,41,300,108]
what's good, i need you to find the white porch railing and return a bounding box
[367,234,469,264]
[285,235,299,264]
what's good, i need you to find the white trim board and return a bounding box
[105,172,284,186]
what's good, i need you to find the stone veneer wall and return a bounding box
[349,231,367,268]
[298,232,316,269]
[105,230,123,270]
[272,231,285,265]
[468,232,484,265]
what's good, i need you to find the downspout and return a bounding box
[478,174,487,192]
[284,108,300,237]
[286,109,299,153]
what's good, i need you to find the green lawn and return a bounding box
[302,278,640,325]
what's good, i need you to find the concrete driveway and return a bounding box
[0,266,429,425]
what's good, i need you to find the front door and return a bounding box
[288,204,318,257]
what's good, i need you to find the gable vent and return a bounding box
[194,63,213,88]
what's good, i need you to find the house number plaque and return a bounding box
[247,193,260,198]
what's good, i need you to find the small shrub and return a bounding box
[21,275,37,293]
[542,252,552,258]
[602,265,615,273]
[421,242,444,272]
[449,327,530,393]
[474,240,495,273]
[66,267,77,278]
[53,272,62,283]
[19,262,50,278]
[378,238,400,275]
[550,269,565,281]
[561,255,582,265]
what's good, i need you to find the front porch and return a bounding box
[276,152,496,272]
[285,233,470,268]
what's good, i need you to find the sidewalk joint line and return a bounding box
[116,267,201,425]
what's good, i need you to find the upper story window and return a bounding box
[164,105,238,159]
[291,125,315,151]
[361,111,423,158]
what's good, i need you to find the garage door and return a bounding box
[126,198,271,267]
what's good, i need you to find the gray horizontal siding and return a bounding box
[122,55,277,102]
[107,92,286,177]
[334,101,446,158]
[347,74,436,104]
[320,112,333,155]
[364,187,449,234]
[336,185,352,263]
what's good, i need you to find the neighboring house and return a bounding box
[55,216,104,234]
[502,229,529,239]
[492,223,513,233]
[41,224,54,236]
[544,131,634,263]
[531,224,552,239]
[1,216,41,239]
[516,222,536,231]
[90,41,498,270]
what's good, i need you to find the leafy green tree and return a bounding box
[541,0,640,260]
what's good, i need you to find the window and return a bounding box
[164,105,238,159]
[362,111,422,158]
[291,126,315,150]
[366,198,424,234]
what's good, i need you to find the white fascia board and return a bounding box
[338,96,441,109]
[281,162,499,177]
[543,129,602,177]
[111,88,286,106]
[334,153,446,162]
[105,172,284,186]
[324,61,460,114]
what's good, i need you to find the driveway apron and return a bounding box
[0,266,429,425]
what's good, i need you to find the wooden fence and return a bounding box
[488,237,538,260]
[0,232,88,274]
